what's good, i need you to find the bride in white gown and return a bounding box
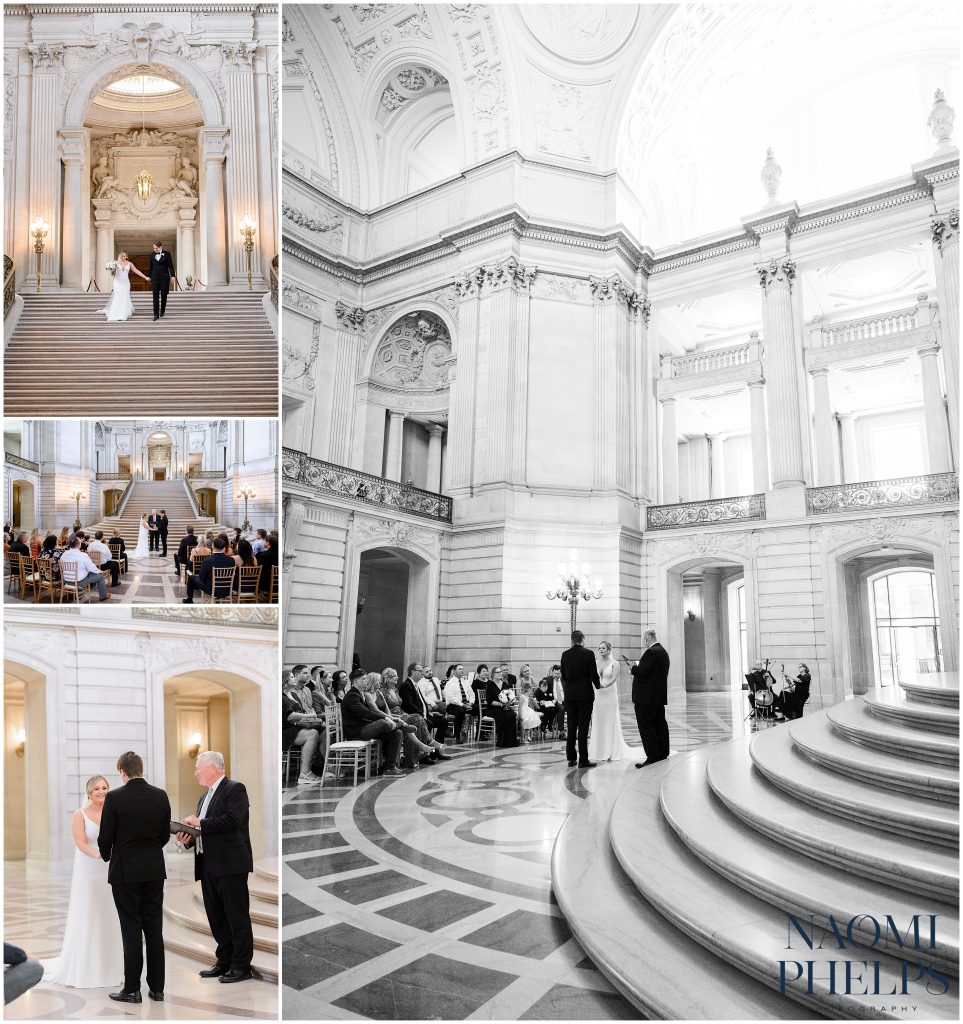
[43,776,124,988]
[130,514,151,560]
[588,641,634,762]
[101,251,149,322]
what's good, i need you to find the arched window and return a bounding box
[870,569,942,686]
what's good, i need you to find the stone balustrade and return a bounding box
[811,307,923,348]
[95,471,132,481]
[189,469,227,479]
[806,472,959,514]
[662,338,758,379]
[646,493,767,531]
[282,448,453,524]
[5,451,39,473]
[270,254,279,309]
[4,254,14,318]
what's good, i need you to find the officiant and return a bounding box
[175,751,255,984]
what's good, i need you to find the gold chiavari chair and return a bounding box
[202,565,236,604]
[235,564,262,603]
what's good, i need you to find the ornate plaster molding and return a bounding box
[282,198,344,241]
[932,209,959,254]
[282,282,323,318]
[757,257,796,293]
[335,301,366,333]
[282,323,320,391]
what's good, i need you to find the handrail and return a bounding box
[183,479,202,517]
[5,451,40,473]
[96,471,132,481]
[188,469,226,479]
[116,477,135,516]
[646,493,767,530]
[270,254,279,309]
[4,254,15,317]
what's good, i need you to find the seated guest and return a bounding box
[548,664,566,738]
[372,670,446,769]
[255,535,277,598]
[8,532,30,559]
[517,679,543,742]
[330,670,349,702]
[182,536,235,604]
[340,671,404,777]
[251,528,268,555]
[500,662,518,690]
[485,666,519,748]
[172,526,198,579]
[37,534,65,580]
[229,527,244,552]
[4,941,43,1005]
[28,530,42,558]
[533,676,558,734]
[282,674,323,785]
[59,537,111,602]
[232,539,260,597]
[57,527,70,547]
[109,529,128,572]
[400,663,449,745]
[442,664,474,741]
[87,531,122,588]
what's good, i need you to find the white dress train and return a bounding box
[100,263,134,322]
[43,811,124,988]
[131,521,150,560]
[588,662,635,762]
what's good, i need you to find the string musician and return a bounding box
[745,659,775,717]
[779,662,812,720]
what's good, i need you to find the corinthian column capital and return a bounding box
[932,209,959,254]
[756,257,797,293]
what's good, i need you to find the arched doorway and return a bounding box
[3,661,48,864]
[146,430,173,480]
[162,668,267,858]
[677,559,746,696]
[10,480,36,530]
[194,487,217,519]
[103,487,124,517]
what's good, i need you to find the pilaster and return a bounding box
[447,268,483,492]
[330,304,365,466]
[200,127,229,288]
[810,366,838,486]
[931,210,959,458]
[28,45,63,289]
[918,343,952,472]
[59,128,86,290]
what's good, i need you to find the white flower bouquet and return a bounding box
[105,260,118,275]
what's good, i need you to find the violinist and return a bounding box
[784,663,812,720]
[745,660,770,716]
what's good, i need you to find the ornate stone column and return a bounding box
[918,344,952,473]
[747,379,770,493]
[839,414,859,483]
[92,201,114,293]
[282,494,307,625]
[757,258,806,512]
[810,366,838,485]
[426,424,445,494]
[932,211,959,457]
[331,303,364,466]
[28,44,63,288]
[709,434,726,498]
[660,396,679,504]
[59,128,86,290]
[200,127,229,288]
[385,410,406,481]
[447,268,483,491]
[175,199,197,284]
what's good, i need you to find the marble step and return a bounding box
[550,768,813,1020]
[192,889,278,928]
[900,674,960,707]
[707,740,959,903]
[789,711,959,801]
[254,858,277,884]
[659,743,959,973]
[864,686,960,734]
[165,884,277,954]
[609,752,960,1020]
[750,725,959,846]
[826,699,959,766]
[163,925,278,983]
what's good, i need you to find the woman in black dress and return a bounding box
[485,666,519,747]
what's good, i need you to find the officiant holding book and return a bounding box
[175,751,255,984]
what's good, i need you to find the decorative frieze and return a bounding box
[282,282,323,318]
[282,323,320,391]
[454,256,536,297]
[221,42,256,67]
[646,494,767,531]
[352,514,443,553]
[369,312,452,390]
[334,301,366,332]
[131,608,277,629]
[806,473,959,515]
[281,198,344,240]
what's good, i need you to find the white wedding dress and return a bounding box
[131,520,150,559]
[588,659,635,762]
[43,811,123,989]
[101,263,134,322]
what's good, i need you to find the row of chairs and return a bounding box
[7,550,118,603]
[180,550,278,604]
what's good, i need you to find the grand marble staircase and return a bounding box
[552,677,959,1019]
[4,291,277,416]
[163,858,278,982]
[87,480,224,545]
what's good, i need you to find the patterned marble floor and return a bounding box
[4,856,277,1020]
[4,552,188,604]
[281,691,809,1020]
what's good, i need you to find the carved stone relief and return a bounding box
[371,312,453,390]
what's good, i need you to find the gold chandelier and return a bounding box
[136,74,152,201]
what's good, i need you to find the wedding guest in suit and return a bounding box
[627,629,671,768]
[400,664,449,745]
[173,526,199,579]
[255,535,277,599]
[110,530,128,573]
[182,537,234,604]
[8,531,30,559]
[560,630,601,768]
[341,672,405,776]
[88,531,122,588]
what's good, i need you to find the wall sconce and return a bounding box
[238,215,256,291]
[357,594,367,615]
[14,728,26,758]
[686,609,696,622]
[188,732,202,759]
[30,217,49,293]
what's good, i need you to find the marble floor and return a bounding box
[4,856,278,1020]
[280,691,813,1020]
[4,552,188,604]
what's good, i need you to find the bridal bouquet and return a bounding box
[105,260,118,275]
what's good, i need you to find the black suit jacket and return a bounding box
[198,552,236,595]
[560,645,600,702]
[8,540,30,558]
[631,643,671,705]
[157,515,169,537]
[188,777,253,880]
[177,534,198,562]
[255,547,277,592]
[98,777,171,885]
[398,677,429,716]
[340,687,383,739]
[149,250,175,282]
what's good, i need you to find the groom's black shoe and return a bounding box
[200,963,229,978]
[567,759,577,767]
[635,760,651,769]
[109,990,142,1003]
[578,760,597,769]
[148,991,164,1001]
[153,316,159,321]
[220,968,254,984]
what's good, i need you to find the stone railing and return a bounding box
[183,479,204,517]
[646,493,767,531]
[270,254,279,309]
[95,471,132,481]
[189,469,227,479]
[4,254,14,318]
[663,338,760,379]
[282,448,453,523]
[116,476,135,516]
[806,472,959,515]
[4,451,39,473]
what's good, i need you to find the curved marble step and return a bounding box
[165,884,278,954]
[250,877,278,905]
[789,711,959,801]
[658,743,959,972]
[254,858,278,884]
[192,889,278,928]
[751,726,959,846]
[826,699,958,766]
[550,767,814,1020]
[163,927,278,983]
[901,674,960,707]
[708,741,959,903]
[609,752,960,1020]
[864,687,960,734]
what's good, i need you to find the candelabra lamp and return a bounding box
[237,485,256,533]
[68,489,86,530]
[545,548,603,633]
[30,218,49,293]
[239,216,256,291]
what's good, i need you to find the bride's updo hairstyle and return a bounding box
[118,251,128,260]
[598,641,612,655]
[85,775,108,799]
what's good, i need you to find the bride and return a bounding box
[43,776,123,988]
[131,514,151,560]
[101,251,149,322]
[588,641,634,762]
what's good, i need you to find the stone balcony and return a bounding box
[645,493,767,531]
[805,472,959,515]
[5,451,39,473]
[281,448,452,524]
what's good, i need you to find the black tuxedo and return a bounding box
[184,778,254,971]
[631,643,671,763]
[149,249,175,319]
[560,644,600,764]
[173,533,198,577]
[98,777,171,994]
[399,677,447,744]
[156,514,169,556]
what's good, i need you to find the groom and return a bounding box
[560,629,601,769]
[98,751,172,1004]
[149,241,175,321]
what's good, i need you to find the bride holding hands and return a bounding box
[131,514,152,560]
[588,641,634,762]
[101,251,150,322]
